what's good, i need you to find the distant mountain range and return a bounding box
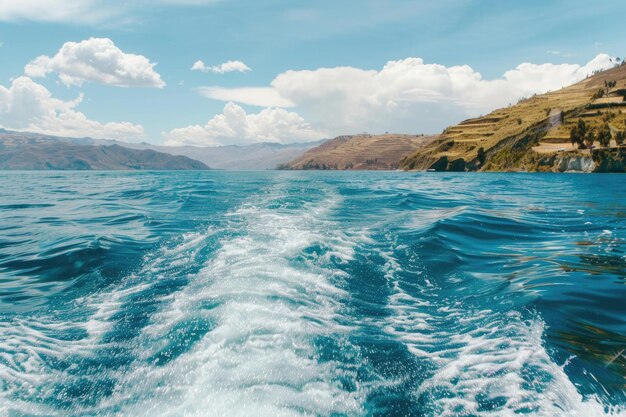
[282,134,436,170]
[112,140,327,170]
[0,130,326,171]
[0,131,208,170]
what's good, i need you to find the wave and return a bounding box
[1,172,625,416]
[376,205,626,416]
[0,180,366,416]
[103,182,367,416]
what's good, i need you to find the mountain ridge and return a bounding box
[0,130,326,170]
[112,140,327,170]
[0,132,209,170]
[282,133,437,170]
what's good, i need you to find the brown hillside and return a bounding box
[284,134,436,170]
[400,63,626,172]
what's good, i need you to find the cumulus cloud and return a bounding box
[499,54,615,95]
[196,86,294,107]
[0,76,145,140]
[164,102,325,146]
[191,60,251,74]
[202,54,617,135]
[24,38,165,88]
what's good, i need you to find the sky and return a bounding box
[0,0,624,146]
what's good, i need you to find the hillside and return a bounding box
[0,132,209,170]
[400,63,626,172]
[283,134,436,170]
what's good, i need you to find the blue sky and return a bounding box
[0,0,624,145]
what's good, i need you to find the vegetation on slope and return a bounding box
[400,62,626,172]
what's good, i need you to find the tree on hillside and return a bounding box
[603,112,616,122]
[577,119,588,138]
[592,88,605,99]
[570,119,588,149]
[597,124,612,148]
[570,126,581,148]
[616,131,625,146]
[477,147,486,165]
[584,130,596,149]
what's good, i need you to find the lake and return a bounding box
[0,171,624,416]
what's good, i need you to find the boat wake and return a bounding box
[0,173,624,416]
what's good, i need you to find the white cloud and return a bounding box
[24,38,165,88]
[0,0,219,23]
[190,60,206,72]
[0,1,102,23]
[201,54,617,135]
[191,60,251,74]
[164,102,325,146]
[498,54,614,96]
[0,76,145,140]
[196,86,294,107]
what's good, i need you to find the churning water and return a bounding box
[0,171,624,416]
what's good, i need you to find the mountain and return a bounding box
[283,134,437,170]
[0,131,209,170]
[400,63,626,172]
[0,130,324,170]
[112,140,327,170]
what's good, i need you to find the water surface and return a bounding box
[0,171,624,416]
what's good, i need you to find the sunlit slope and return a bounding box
[401,63,626,172]
[285,133,436,170]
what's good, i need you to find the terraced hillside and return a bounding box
[401,63,626,172]
[283,133,436,170]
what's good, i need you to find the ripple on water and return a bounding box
[0,172,624,416]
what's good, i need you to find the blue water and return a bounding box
[0,171,624,417]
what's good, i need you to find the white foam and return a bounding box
[380,248,625,417]
[99,183,364,416]
[0,225,219,415]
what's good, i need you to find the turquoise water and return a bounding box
[0,171,624,416]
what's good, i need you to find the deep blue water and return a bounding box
[0,171,624,417]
